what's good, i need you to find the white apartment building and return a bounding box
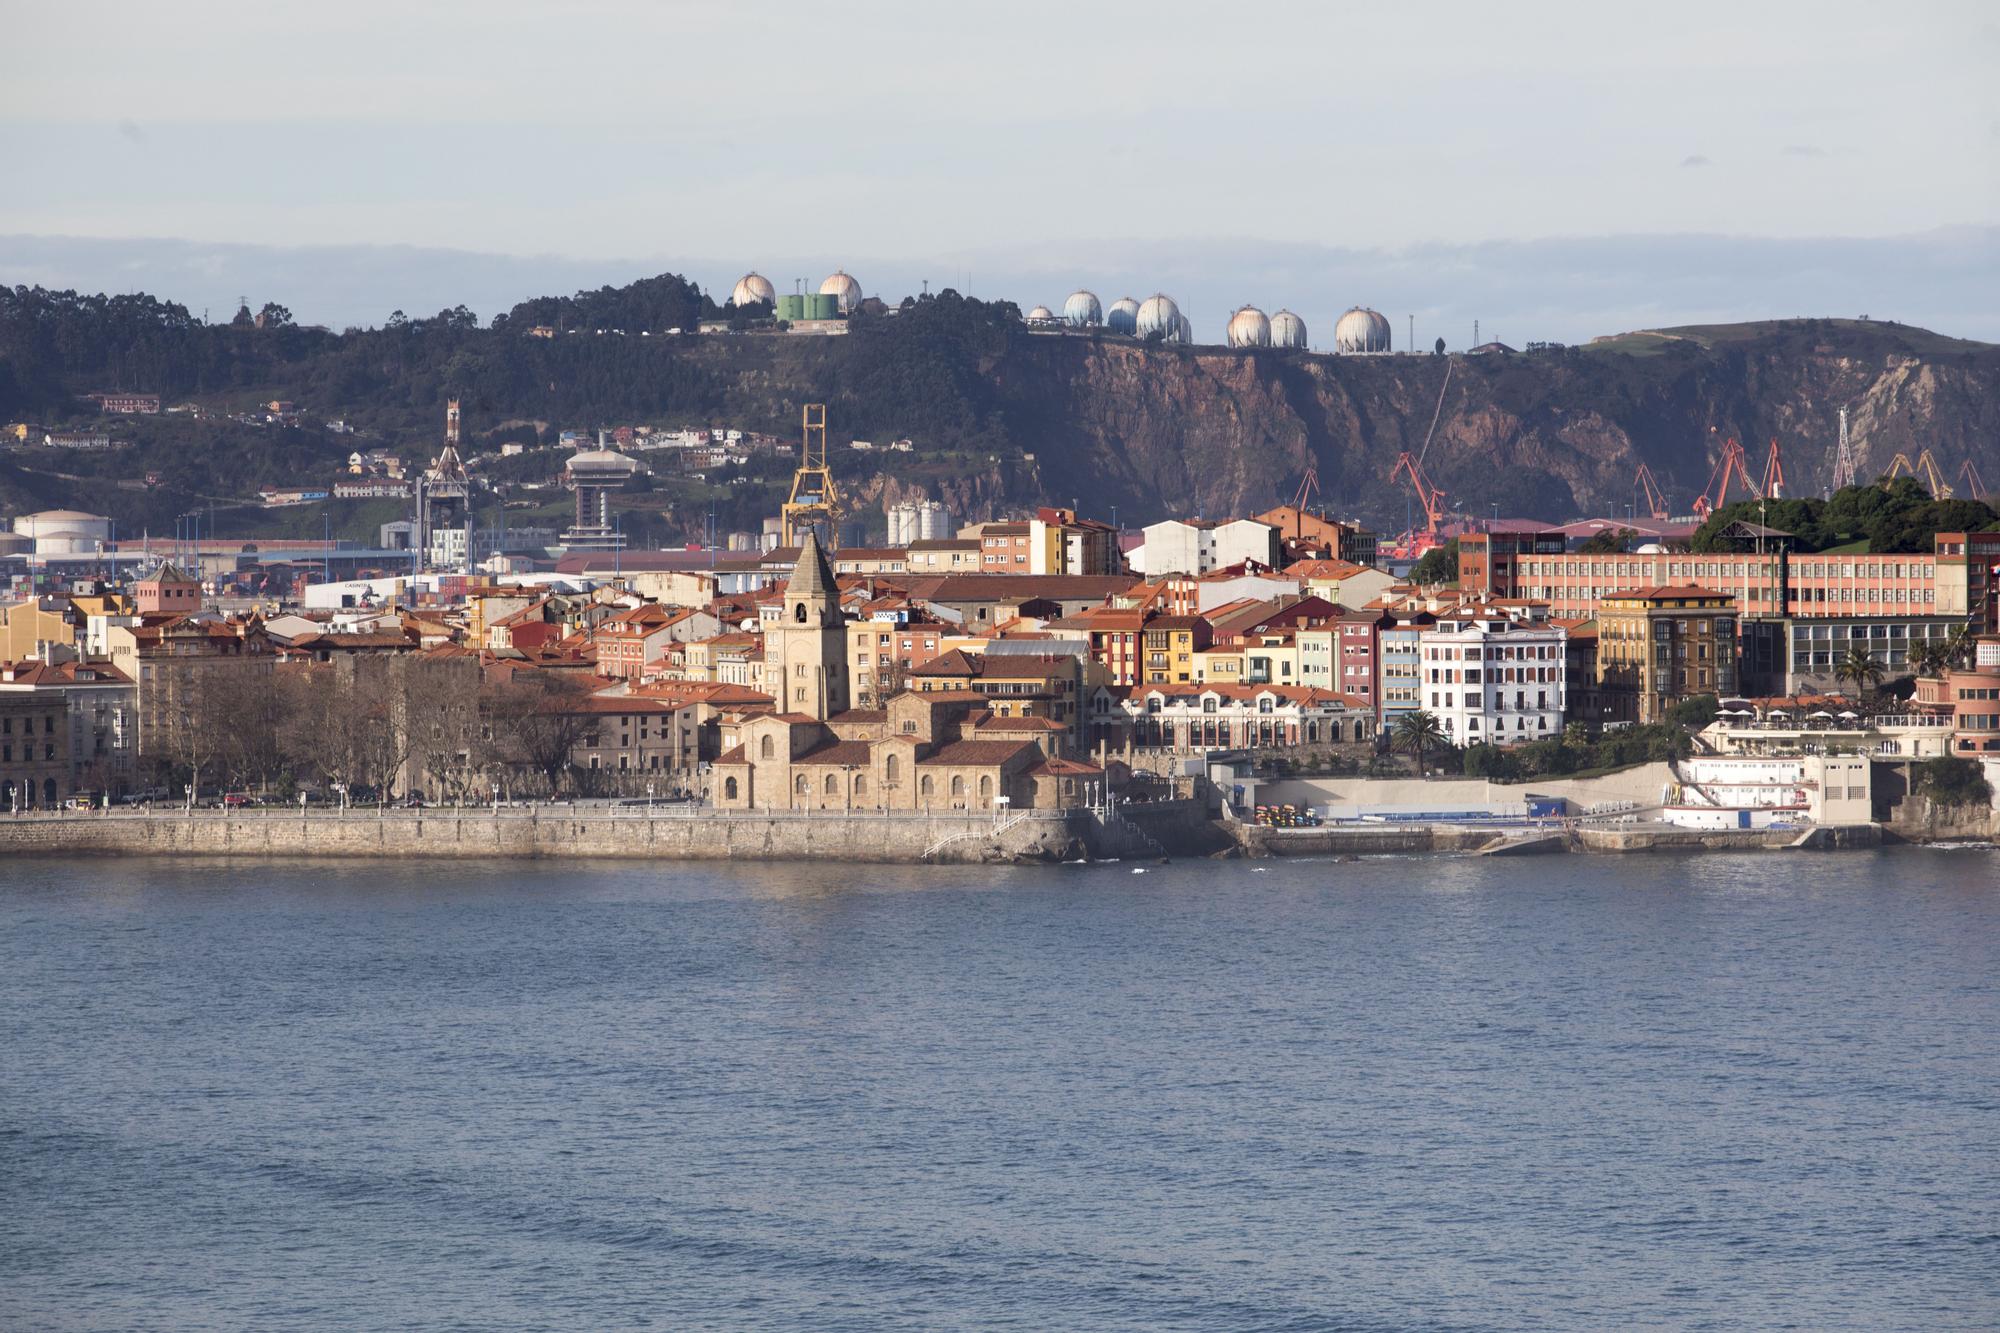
[1418,607,1567,746]
[1131,518,1281,576]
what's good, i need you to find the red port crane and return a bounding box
[1390,451,1447,552]
[1692,436,1759,519]
[1633,463,1670,520]
[1759,438,1787,499]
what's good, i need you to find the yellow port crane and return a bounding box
[1881,448,1953,499]
[780,403,843,547]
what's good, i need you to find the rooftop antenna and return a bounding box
[1408,314,1413,353]
[1474,319,1479,347]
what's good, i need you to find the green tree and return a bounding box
[1669,692,1722,729]
[1394,710,1449,777]
[1577,526,1637,554]
[1915,756,1994,808]
[1409,539,1459,586]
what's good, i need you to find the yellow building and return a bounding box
[0,597,76,662]
[1597,586,1738,724]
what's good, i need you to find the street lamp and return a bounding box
[647,782,655,814]
[993,794,1010,828]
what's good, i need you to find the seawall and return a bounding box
[0,807,1108,865]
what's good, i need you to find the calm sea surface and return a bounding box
[2,850,1996,1331]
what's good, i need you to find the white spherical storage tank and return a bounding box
[819,270,863,314]
[1106,296,1142,335]
[1135,294,1181,339]
[730,272,775,306]
[1270,310,1309,349]
[1062,290,1102,327]
[1226,305,1271,348]
[1026,305,1055,321]
[1334,307,1393,353]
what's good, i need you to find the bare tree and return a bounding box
[398,657,483,801]
[490,673,596,796]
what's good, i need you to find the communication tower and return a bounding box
[1829,406,1861,492]
[781,403,842,547]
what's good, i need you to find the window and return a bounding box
[920,774,934,797]
[794,774,808,794]
[760,735,775,760]
[824,774,837,795]
[885,754,899,783]
[979,775,993,800]
[950,775,965,797]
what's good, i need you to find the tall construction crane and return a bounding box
[1882,449,1953,498]
[1633,463,1670,520]
[1389,451,1446,553]
[780,402,843,546]
[1958,459,1987,500]
[1691,436,1759,519]
[1759,438,1787,499]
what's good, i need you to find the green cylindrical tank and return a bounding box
[803,293,838,321]
[775,294,806,321]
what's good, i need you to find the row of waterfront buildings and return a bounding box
[4,485,1999,813]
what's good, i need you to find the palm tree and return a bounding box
[1834,645,1884,700]
[1394,710,1449,777]
[1911,640,1947,679]
[1940,624,1973,671]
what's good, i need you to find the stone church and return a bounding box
[711,534,1102,813]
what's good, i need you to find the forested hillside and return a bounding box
[4,277,1997,542]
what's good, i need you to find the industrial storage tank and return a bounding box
[775,294,805,322]
[1172,311,1194,344]
[1226,305,1271,348]
[1135,294,1181,340]
[1062,290,1102,327]
[1106,296,1142,335]
[13,508,112,556]
[730,272,775,306]
[1026,305,1055,322]
[818,270,863,314]
[1334,306,1393,353]
[1270,309,1308,349]
[803,292,838,320]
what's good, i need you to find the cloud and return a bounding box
[1680,154,1713,168]
[1781,144,1825,157]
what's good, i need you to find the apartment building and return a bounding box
[1595,587,1738,725]
[1418,607,1568,745]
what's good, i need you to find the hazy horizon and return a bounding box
[4,228,1996,350]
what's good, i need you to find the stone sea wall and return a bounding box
[0,807,1100,865]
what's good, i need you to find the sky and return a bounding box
[2,0,1996,343]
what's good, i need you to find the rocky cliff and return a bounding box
[975,321,2000,528]
[661,315,1998,530]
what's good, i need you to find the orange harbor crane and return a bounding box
[1633,463,1670,520]
[1759,438,1787,499]
[1692,436,1759,519]
[1390,451,1447,554]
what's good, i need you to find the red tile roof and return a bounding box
[917,739,1037,766]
